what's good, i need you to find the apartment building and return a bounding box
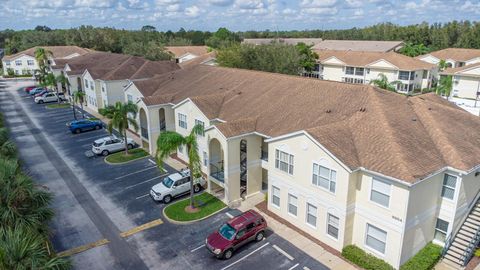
[124,64,480,269]
[2,46,90,76]
[165,46,209,63]
[313,50,437,93]
[242,38,323,46]
[442,63,480,100]
[417,48,480,68]
[312,40,404,52]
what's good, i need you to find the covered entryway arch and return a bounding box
[139,108,149,150]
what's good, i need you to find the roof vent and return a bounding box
[428,107,432,110]
[359,107,366,112]
[326,109,332,113]
[412,118,417,121]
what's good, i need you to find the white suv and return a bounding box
[91,136,135,156]
[35,92,66,104]
[150,169,206,203]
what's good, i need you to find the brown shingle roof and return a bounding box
[133,65,480,183]
[442,62,480,75]
[312,40,404,52]
[3,46,91,61]
[165,46,209,58]
[179,51,217,69]
[242,38,323,46]
[316,50,435,70]
[419,48,480,62]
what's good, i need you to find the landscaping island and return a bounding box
[164,192,226,222]
[46,103,71,109]
[105,148,149,164]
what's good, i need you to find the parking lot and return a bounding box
[0,80,329,270]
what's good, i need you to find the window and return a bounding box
[275,150,294,175]
[271,186,280,207]
[178,145,183,154]
[27,60,34,66]
[342,77,363,84]
[410,71,415,80]
[14,70,19,75]
[15,60,22,66]
[203,151,208,167]
[90,81,94,90]
[355,67,365,76]
[398,71,410,80]
[102,86,105,93]
[422,70,428,79]
[85,79,89,89]
[306,203,317,227]
[441,174,457,200]
[127,94,133,103]
[312,164,336,193]
[370,178,391,207]
[5,61,10,66]
[195,119,205,136]
[345,66,355,75]
[327,214,339,239]
[178,113,187,129]
[288,194,297,216]
[366,224,387,254]
[434,218,449,242]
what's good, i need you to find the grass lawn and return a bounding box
[105,148,149,163]
[164,192,226,222]
[46,103,71,109]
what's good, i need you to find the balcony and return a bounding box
[210,162,224,183]
[140,127,149,139]
[159,120,166,132]
[261,150,268,161]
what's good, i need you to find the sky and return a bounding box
[1,0,479,32]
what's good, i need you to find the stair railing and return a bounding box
[441,233,453,257]
[462,228,480,266]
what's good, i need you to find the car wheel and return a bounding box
[102,150,109,156]
[95,125,100,130]
[194,184,201,193]
[38,100,44,104]
[163,195,172,204]
[255,231,265,242]
[127,144,133,150]
[223,249,233,260]
[74,129,81,134]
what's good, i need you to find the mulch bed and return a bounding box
[255,200,362,269]
[466,255,480,270]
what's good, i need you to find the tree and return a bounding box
[99,102,139,155]
[399,43,430,57]
[34,25,52,32]
[141,25,156,32]
[436,75,453,99]
[370,73,401,92]
[205,27,239,49]
[34,47,52,70]
[73,91,86,118]
[296,42,319,72]
[156,124,203,209]
[438,59,449,71]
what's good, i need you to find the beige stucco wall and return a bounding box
[2,55,38,75]
[453,75,480,99]
[101,80,128,107]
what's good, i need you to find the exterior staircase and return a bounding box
[442,199,480,268]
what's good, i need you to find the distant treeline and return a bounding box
[1,21,479,59]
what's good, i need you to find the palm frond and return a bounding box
[155,131,186,169]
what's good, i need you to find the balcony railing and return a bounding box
[159,120,166,131]
[210,163,224,182]
[141,127,149,139]
[261,150,268,161]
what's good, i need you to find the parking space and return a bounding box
[6,83,329,270]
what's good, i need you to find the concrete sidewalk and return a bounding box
[238,193,356,270]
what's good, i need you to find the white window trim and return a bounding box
[287,193,298,218]
[178,113,187,129]
[195,119,205,136]
[364,223,387,256]
[271,185,280,209]
[441,173,458,202]
[434,218,449,243]
[305,203,317,229]
[275,149,294,175]
[326,213,339,241]
[312,163,336,194]
[369,177,391,209]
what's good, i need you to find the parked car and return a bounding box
[25,86,37,93]
[206,210,267,259]
[91,136,135,156]
[34,89,51,98]
[35,92,66,104]
[67,119,103,134]
[29,88,46,96]
[150,169,206,203]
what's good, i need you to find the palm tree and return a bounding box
[99,102,139,155]
[34,48,52,70]
[56,74,69,94]
[436,75,453,100]
[44,73,57,92]
[0,227,70,270]
[73,91,86,119]
[156,124,203,209]
[370,73,401,92]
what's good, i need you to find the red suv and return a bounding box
[206,210,267,259]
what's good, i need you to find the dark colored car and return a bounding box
[34,90,51,98]
[25,86,37,93]
[67,119,103,134]
[206,210,267,259]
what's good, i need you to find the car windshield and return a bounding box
[93,141,103,147]
[162,177,174,188]
[218,223,236,241]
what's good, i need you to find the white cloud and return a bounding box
[302,6,337,14]
[185,5,201,17]
[300,0,337,7]
[207,0,234,6]
[346,0,362,7]
[75,0,114,8]
[235,0,264,10]
[166,3,181,11]
[353,9,364,16]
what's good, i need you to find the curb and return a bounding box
[162,198,228,225]
[104,153,151,165]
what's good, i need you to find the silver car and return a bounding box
[91,136,135,156]
[150,169,206,203]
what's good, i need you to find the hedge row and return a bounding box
[400,243,442,270]
[342,245,395,270]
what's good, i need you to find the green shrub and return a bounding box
[400,242,442,270]
[342,245,395,270]
[0,113,4,127]
[475,248,480,257]
[0,128,9,145]
[1,140,17,158]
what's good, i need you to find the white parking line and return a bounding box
[115,166,157,180]
[225,213,234,218]
[272,244,294,260]
[135,194,150,200]
[220,242,270,270]
[124,174,167,190]
[303,267,310,270]
[190,244,205,253]
[148,159,156,165]
[76,134,107,142]
[288,263,299,270]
